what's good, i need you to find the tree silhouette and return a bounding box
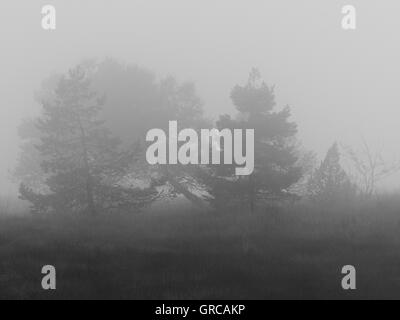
[92,59,209,207]
[307,142,355,202]
[200,69,302,212]
[19,65,156,215]
[342,140,400,197]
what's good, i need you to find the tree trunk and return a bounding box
[78,117,97,215]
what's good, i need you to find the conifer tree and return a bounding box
[20,65,156,214]
[307,142,355,202]
[202,69,302,212]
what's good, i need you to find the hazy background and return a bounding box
[1,0,400,192]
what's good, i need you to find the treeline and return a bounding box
[13,59,398,215]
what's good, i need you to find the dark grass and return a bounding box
[1,199,400,299]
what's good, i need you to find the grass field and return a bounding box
[1,198,400,300]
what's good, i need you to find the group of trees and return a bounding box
[14,59,397,215]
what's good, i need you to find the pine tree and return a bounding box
[20,65,156,215]
[203,69,302,212]
[307,142,355,202]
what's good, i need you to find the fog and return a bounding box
[3,1,400,300]
[1,0,400,192]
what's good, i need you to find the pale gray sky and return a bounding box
[1,0,400,192]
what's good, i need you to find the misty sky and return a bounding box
[1,0,400,192]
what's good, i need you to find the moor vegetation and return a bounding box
[1,58,400,299]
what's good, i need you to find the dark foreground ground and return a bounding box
[1,199,400,300]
